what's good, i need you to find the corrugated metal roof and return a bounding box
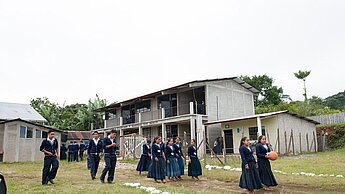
[204,110,320,125]
[67,131,91,140]
[0,102,47,122]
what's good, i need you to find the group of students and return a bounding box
[136,136,202,183]
[66,141,86,162]
[239,135,278,194]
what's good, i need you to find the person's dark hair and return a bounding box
[258,135,265,144]
[147,139,151,144]
[191,139,196,144]
[74,141,77,143]
[92,131,99,135]
[80,140,83,143]
[48,129,54,134]
[174,137,180,143]
[110,129,117,134]
[240,137,248,147]
[154,136,161,144]
[166,138,173,145]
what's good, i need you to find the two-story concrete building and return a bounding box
[95,77,259,156]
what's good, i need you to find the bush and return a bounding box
[317,123,345,149]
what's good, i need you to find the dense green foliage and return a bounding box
[324,91,345,110]
[30,95,106,130]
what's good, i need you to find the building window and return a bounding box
[26,127,33,138]
[20,126,26,138]
[136,100,151,113]
[249,126,266,141]
[42,131,48,138]
[36,130,42,138]
[143,128,152,139]
[166,125,178,138]
[105,110,116,120]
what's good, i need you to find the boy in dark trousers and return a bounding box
[79,140,86,161]
[100,129,118,184]
[40,130,59,185]
[87,131,103,180]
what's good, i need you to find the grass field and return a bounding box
[1,148,345,194]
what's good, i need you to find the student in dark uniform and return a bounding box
[79,140,86,161]
[60,144,67,160]
[88,131,103,180]
[73,141,79,162]
[136,140,151,174]
[150,136,166,183]
[239,137,262,194]
[40,130,59,185]
[100,130,118,184]
[165,138,180,181]
[67,141,74,162]
[256,135,278,190]
[173,137,184,179]
[187,139,202,180]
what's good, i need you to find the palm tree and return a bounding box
[294,70,311,102]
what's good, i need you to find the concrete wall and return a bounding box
[0,124,4,152]
[206,80,255,148]
[2,121,62,162]
[277,113,317,154]
[221,117,279,154]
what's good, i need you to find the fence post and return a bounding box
[291,129,295,155]
[277,128,280,153]
[222,130,227,164]
[306,133,309,152]
[299,132,302,154]
[313,131,317,152]
[284,131,287,154]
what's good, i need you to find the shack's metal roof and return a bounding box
[204,110,320,125]
[0,102,47,122]
[96,77,259,112]
[67,131,91,140]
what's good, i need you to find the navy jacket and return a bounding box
[74,144,79,152]
[142,144,150,155]
[239,145,256,166]
[256,143,270,159]
[67,144,74,153]
[187,146,197,158]
[88,139,103,155]
[79,143,86,151]
[173,143,183,157]
[152,143,163,158]
[165,145,175,158]
[40,138,59,157]
[103,137,118,154]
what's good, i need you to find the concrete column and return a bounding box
[161,123,166,142]
[196,115,205,156]
[119,116,123,126]
[139,126,143,135]
[189,102,194,114]
[161,108,165,119]
[120,129,125,158]
[138,112,142,123]
[257,117,262,137]
[190,117,196,140]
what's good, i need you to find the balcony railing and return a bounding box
[105,102,207,127]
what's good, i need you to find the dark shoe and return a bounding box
[48,179,55,184]
[100,180,105,184]
[91,176,96,180]
[107,181,114,184]
[42,183,48,186]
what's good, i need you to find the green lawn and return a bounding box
[1,148,345,193]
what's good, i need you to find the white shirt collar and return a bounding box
[47,137,55,145]
[93,138,100,144]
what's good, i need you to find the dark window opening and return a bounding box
[249,126,266,141]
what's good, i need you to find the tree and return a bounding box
[241,75,287,106]
[324,91,345,110]
[294,70,311,102]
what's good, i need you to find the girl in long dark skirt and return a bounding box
[165,138,181,181]
[149,137,166,183]
[173,137,184,179]
[256,135,278,190]
[239,137,263,194]
[136,140,152,174]
[187,139,202,180]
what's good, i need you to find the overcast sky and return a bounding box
[1,0,344,105]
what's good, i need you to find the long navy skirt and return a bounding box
[177,156,185,176]
[149,157,166,180]
[188,156,202,177]
[136,154,151,172]
[257,158,278,186]
[239,162,263,190]
[166,157,181,177]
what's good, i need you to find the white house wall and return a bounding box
[221,117,279,154]
[206,80,255,150]
[277,113,317,154]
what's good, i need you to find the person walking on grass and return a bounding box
[165,138,181,181]
[87,131,103,180]
[239,137,262,194]
[173,137,184,179]
[256,135,278,190]
[150,136,166,183]
[100,129,118,184]
[136,140,152,174]
[79,140,86,161]
[40,130,59,186]
[187,139,202,180]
